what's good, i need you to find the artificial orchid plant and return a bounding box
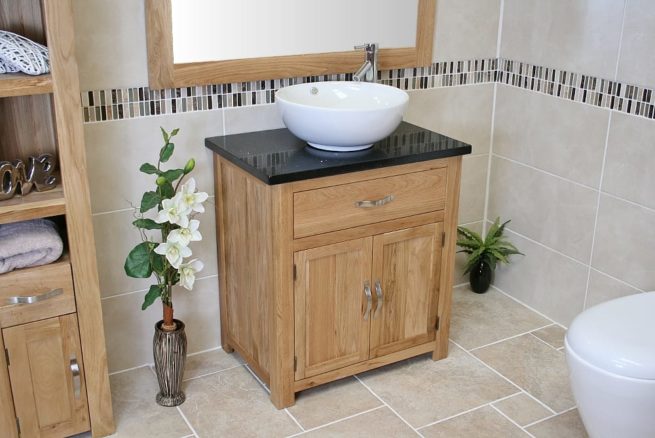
[124,128,208,331]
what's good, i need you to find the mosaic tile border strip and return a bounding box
[498,59,655,119]
[81,57,655,123]
[80,58,497,123]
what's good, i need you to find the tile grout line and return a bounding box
[490,285,561,328]
[523,406,578,429]
[589,266,646,293]
[467,323,555,352]
[243,364,271,394]
[284,408,305,433]
[353,375,425,437]
[101,274,219,301]
[284,406,386,438]
[489,403,537,438]
[415,391,520,431]
[449,339,557,416]
[182,364,244,382]
[528,332,563,353]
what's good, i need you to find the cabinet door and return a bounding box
[369,223,443,358]
[3,314,90,438]
[0,332,18,438]
[294,238,372,380]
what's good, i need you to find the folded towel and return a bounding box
[0,219,63,274]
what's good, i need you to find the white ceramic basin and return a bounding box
[275,81,409,152]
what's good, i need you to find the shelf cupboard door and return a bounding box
[3,314,90,438]
[294,238,373,380]
[0,332,18,438]
[369,223,443,358]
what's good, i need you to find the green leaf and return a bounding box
[161,168,184,183]
[132,218,162,230]
[124,242,154,278]
[170,128,180,137]
[140,191,161,213]
[139,163,160,175]
[159,142,174,163]
[158,181,175,199]
[151,252,166,274]
[142,285,162,310]
[160,127,170,144]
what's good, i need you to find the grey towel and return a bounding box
[0,219,63,274]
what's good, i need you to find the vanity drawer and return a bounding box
[293,168,447,238]
[0,258,76,328]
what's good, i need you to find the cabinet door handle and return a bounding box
[4,288,63,305]
[70,356,81,399]
[374,280,383,319]
[363,281,372,321]
[355,194,395,208]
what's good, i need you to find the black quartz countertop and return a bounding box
[205,122,472,185]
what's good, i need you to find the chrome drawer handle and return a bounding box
[4,288,63,305]
[374,280,383,319]
[363,281,372,321]
[355,194,395,208]
[70,356,81,399]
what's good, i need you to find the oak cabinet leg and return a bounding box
[270,385,296,409]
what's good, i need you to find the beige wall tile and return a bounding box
[591,195,655,291]
[358,344,517,428]
[493,86,608,188]
[287,377,381,430]
[459,154,488,224]
[473,334,575,413]
[492,393,552,427]
[603,112,655,210]
[85,111,222,214]
[500,0,624,78]
[527,409,589,438]
[586,269,641,309]
[72,0,149,90]
[493,229,588,326]
[224,104,285,135]
[109,367,191,437]
[178,367,300,437]
[421,405,528,437]
[617,0,655,88]
[102,276,220,372]
[93,205,217,298]
[433,0,501,62]
[405,84,494,155]
[302,407,416,437]
[489,157,597,263]
[450,287,550,350]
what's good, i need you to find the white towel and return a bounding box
[0,219,63,274]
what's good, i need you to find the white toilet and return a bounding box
[565,292,655,438]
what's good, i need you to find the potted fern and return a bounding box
[124,127,207,406]
[457,217,522,293]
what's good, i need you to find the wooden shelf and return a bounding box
[0,73,53,98]
[0,186,65,225]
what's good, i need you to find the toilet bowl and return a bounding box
[565,292,655,438]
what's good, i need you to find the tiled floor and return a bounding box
[102,286,588,437]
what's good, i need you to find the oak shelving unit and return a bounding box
[0,0,115,437]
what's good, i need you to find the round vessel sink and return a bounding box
[275,81,409,152]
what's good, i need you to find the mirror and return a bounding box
[146,0,436,89]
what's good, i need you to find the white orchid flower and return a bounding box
[178,259,204,290]
[155,195,191,227]
[154,240,191,269]
[167,219,202,247]
[178,177,209,213]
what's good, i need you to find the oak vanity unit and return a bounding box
[206,122,471,408]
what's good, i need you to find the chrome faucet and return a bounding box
[353,43,378,82]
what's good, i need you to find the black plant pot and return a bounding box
[469,260,493,294]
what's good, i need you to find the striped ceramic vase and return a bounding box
[153,318,187,406]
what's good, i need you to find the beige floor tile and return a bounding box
[183,348,243,380]
[420,405,528,437]
[450,286,550,350]
[300,407,417,437]
[531,325,567,350]
[358,344,518,428]
[527,409,589,438]
[287,377,382,430]
[492,393,552,427]
[109,367,191,438]
[473,335,575,413]
[179,366,300,437]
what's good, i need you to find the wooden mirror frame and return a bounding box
[145,0,436,89]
